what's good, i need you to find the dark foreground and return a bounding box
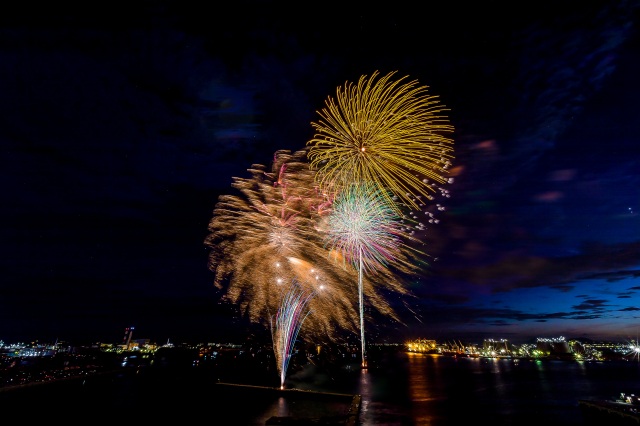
[6,345,640,425]
[0,344,367,425]
[0,369,361,425]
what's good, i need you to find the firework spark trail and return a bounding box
[204,149,404,342]
[307,71,454,365]
[322,183,425,366]
[306,70,455,213]
[271,281,314,389]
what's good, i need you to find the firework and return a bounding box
[322,183,425,366]
[204,149,402,342]
[271,281,314,389]
[323,184,421,274]
[306,70,455,212]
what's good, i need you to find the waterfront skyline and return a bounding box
[1,2,639,345]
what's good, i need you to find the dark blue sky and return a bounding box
[1,1,639,344]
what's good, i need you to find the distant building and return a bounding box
[406,338,437,353]
[482,339,517,357]
[123,327,134,350]
[537,336,571,356]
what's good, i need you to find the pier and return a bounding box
[215,382,361,425]
[579,399,640,424]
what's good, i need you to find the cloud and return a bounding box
[435,241,640,293]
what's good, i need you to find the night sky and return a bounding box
[1,1,639,345]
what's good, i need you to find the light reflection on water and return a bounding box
[353,352,640,426]
[407,352,435,424]
[277,396,288,417]
[358,368,372,420]
[6,352,640,425]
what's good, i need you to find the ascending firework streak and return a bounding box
[308,71,454,366]
[271,281,314,389]
[323,183,423,367]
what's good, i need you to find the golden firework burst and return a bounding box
[306,70,455,212]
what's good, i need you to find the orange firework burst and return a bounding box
[204,149,406,342]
